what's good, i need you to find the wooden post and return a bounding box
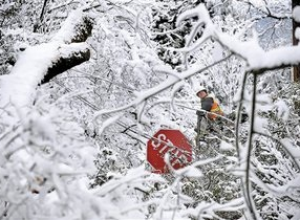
[292,0,300,82]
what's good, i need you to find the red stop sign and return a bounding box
[147,129,192,173]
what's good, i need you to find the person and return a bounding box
[195,86,224,133]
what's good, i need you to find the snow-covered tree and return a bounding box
[1,0,300,220]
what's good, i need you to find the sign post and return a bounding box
[147,129,192,173]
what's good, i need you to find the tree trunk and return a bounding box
[292,0,300,82]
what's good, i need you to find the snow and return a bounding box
[51,9,85,44]
[212,41,223,62]
[1,1,300,220]
[274,99,289,122]
[176,4,300,71]
[293,6,300,23]
[295,27,300,40]
[219,141,235,151]
[0,42,89,108]
[0,7,90,108]
[254,116,268,133]
[0,43,57,107]
[97,113,123,134]
[281,138,300,158]
[177,166,203,178]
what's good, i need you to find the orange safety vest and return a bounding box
[208,98,223,120]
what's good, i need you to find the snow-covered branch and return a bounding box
[176,4,300,72]
[0,9,92,108]
[93,54,232,121]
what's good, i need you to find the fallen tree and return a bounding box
[0,8,93,219]
[0,9,93,108]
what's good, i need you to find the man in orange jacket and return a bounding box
[196,86,223,120]
[195,86,224,133]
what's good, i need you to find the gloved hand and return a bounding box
[196,110,205,116]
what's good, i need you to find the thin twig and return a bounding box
[244,71,258,220]
[235,71,248,159]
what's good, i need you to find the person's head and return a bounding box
[196,86,208,99]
